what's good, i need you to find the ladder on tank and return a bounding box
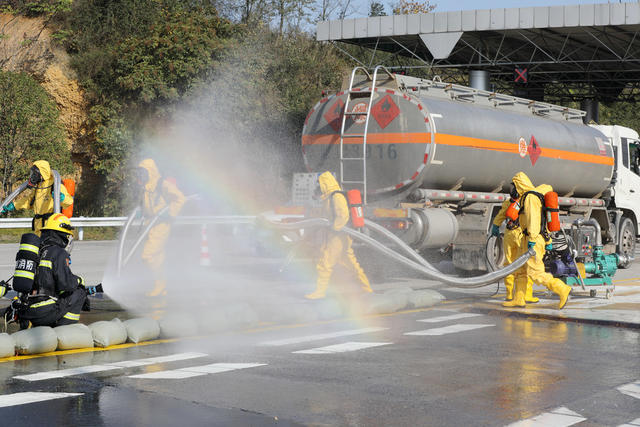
[339,65,395,204]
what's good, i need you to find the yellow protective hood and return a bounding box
[138,158,161,193]
[512,171,553,196]
[318,171,340,199]
[511,172,534,197]
[33,160,52,184]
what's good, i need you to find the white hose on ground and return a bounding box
[262,217,535,288]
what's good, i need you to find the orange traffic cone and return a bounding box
[200,224,211,267]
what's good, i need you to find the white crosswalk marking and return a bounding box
[0,392,83,408]
[292,342,391,354]
[14,352,207,382]
[128,363,267,379]
[618,417,640,427]
[404,324,494,336]
[506,406,586,427]
[260,327,388,346]
[618,381,640,400]
[417,313,483,323]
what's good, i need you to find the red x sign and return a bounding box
[515,67,528,83]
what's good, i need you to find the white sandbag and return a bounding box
[158,314,199,338]
[124,318,160,343]
[54,324,94,350]
[361,293,406,315]
[12,326,58,355]
[197,310,229,334]
[0,333,15,358]
[223,303,259,329]
[89,318,128,348]
[407,290,444,308]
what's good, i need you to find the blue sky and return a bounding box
[348,0,635,18]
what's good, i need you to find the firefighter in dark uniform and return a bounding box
[27,213,88,326]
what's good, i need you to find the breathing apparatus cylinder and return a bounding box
[62,178,75,218]
[505,198,520,221]
[544,191,561,232]
[347,189,365,228]
[13,233,40,294]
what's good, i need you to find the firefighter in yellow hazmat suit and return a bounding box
[503,172,571,309]
[305,172,372,300]
[136,159,186,297]
[2,160,73,235]
[491,194,538,303]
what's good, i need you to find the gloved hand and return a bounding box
[1,202,15,214]
[490,224,500,237]
[52,192,65,202]
[545,243,553,251]
[528,241,536,250]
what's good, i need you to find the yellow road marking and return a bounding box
[0,338,180,363]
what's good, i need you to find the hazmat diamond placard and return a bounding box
[371,95,399,129]
[323,99,345,133]
[528,135,542,166]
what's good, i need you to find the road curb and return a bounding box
[469,305,640,330]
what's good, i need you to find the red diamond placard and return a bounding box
[323,99,345,133]
[371,95,400,129]
[528,135,542,166]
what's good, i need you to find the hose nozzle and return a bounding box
[86,283,104,295]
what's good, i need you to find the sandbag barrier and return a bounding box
[0,288,443,358]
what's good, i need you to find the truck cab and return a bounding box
[591,125,639,259]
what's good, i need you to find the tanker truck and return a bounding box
[300,66,638,279]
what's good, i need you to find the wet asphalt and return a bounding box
[0,239,638,426]
[0,307,638,426]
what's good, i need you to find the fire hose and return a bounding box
[263,218,535,288]
[116,195,199,275]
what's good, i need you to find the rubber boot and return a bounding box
[503,276,527,307]
[504,275,514,301]
[305,282,328,300]
[549,278,571,309]
[525,278,539,303]
[147,280,167,297]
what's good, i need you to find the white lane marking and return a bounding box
[618,381,640,399]
[404,323,494,336]
[109,353,206,368]
[260,327,388,346]
[506,406,586,427]
[0,392,83,408]
[417,313,483,323]
[618,417,640,427]
[292,342,391,354]
[14,352,207,382]
[129,363,267,379]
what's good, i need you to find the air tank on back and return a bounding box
[302,73,614,200]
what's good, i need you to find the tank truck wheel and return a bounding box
[589,289,597,298]
[606,289,613,299]
[617,218,636,269]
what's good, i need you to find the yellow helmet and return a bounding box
[42,214,74,235]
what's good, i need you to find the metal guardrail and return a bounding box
[0,216,260,240]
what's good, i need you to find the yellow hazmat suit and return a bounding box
[138,159,186,297]
[503,172,571,309]
[493,200,538,303]
[305,172,372,300]
[13,160,73,235]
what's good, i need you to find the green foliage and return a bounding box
[2,0,72,17]
[369,2,386,17]
[0,71,71,198]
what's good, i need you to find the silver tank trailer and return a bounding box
[302,76,614,200]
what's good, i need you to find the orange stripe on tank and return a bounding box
[433,133,614,166]
[302,133,430,145]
